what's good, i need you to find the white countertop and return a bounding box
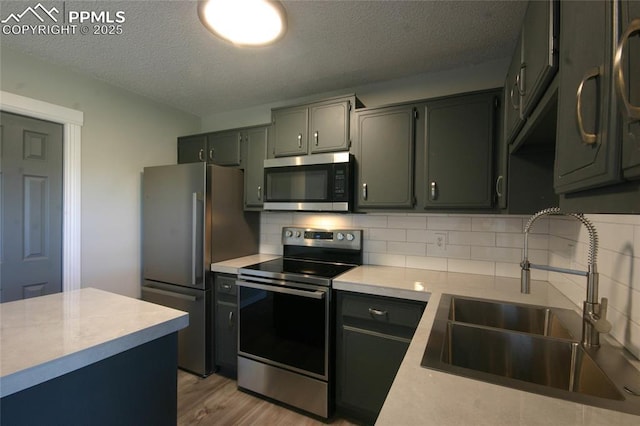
[333,265,640,425]
[0,287,188,398]
[211,253,280,274]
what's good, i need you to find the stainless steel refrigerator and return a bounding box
[141,162,259,376]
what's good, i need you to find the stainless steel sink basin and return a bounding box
[422,294,640,415]
[448,296,575,339]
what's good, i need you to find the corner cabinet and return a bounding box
[418,91,499,209]
[354,105,416,210]
[271,95,358,157]
[242,125,269,209]
[335,291,426,425]
[554,0,620,193]
[214,273,238,377]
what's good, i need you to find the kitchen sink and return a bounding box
[421,294,640,415]
[447,296,575,339]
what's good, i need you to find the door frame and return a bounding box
[1,90,83,293]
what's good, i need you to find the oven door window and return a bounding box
[265,166,329,201]
[238,285,327,378]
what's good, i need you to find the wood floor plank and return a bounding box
[177,370,358,426]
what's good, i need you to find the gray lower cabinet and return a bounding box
[354,104,416,210]
[419,91,499,209]
[242,125,269,209]
[554,0,620,193]
[214,273,238,376]
[335,291,426,425]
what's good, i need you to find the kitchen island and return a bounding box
[0,287,188,425]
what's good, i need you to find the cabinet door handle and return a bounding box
[297,133,302,148]
[314,131,319,146]
[228,311,234,328]
[495,175,504,198]
[510,80,520,111]
[368,307,388,318]
[614,18,640,121]
[576,67,600,145]
[362,183,368,200]
[209,148,215,161]
[430,181,438,200]
[257,185,262,201]
[198,148,205,162]
[221,283,232,290]
[518,63,526,96]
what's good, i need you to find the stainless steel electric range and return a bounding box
[236,227,363,419]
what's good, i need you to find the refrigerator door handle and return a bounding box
[191,192,198,286]
[142,286,198,302]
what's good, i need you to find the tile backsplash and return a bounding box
[260,211,640,358]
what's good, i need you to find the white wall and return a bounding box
[0,47,201,298]
[200,58,509,132]
[260,211,640,358]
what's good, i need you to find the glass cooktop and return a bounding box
[239,257,357,286]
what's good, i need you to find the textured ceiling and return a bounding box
[0,0,528,117]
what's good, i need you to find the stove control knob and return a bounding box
[346,233,355,241]
[285,230,293,238]
[294,231,301,238]
[336,232,345,241]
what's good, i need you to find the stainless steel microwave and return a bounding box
[263,152,353,212]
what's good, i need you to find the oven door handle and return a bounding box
[236,280,326,300]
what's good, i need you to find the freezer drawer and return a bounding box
[142,281,213,376]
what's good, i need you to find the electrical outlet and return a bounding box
[429,231,448,254]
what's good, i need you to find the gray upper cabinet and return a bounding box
[354,105,415,210]
[504,35,525,145]
[504,0,558,146]
[272,105,309,157]
[177,134,207,164]
[420,91,498,209]
[243,126,269,209]
[554,0,620,193]
[177,131,242,166]
[309,100,351,153]
[271,95,356,157]
[520,0,559,117]
[207,131,242,166]
[618,0,640,180]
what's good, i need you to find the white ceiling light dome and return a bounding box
[198,0,287,47]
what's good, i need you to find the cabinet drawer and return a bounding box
[340,292,425,329]
[215,274,237,296]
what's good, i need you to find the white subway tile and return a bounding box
[448,231,495,247]
[387,215,427,229]
[263,212,294,224]
[428,216,471,231]
[364,240,387,253]
[388,241,427,256]
[368,253,406,267]
[352,214,388,228]
[427,244,470,259]
[258,243,282,255]
[369,228,406,242]
[497,233,547,249]
[407,229,429,243]
[471,246,522,263]
[406,256,447,271]
[447,259,495,276]
[595,221,635,254]
[472,216,523,233]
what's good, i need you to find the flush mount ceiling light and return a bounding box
[198,0,287,47]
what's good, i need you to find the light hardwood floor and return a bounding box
[177,369,359,426]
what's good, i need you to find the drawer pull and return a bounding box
[368,307,388,318]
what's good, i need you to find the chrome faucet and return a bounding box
[520,207,611,348]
